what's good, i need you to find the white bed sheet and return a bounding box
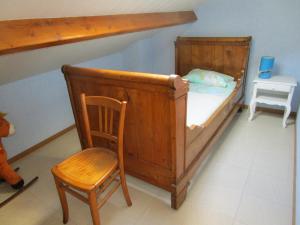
[186,92,227,128]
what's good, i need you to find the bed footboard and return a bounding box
[63,65,189,207]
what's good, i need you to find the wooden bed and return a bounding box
[63,36,251,209]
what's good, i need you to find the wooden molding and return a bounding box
[0,11,197,55]
[8,124,75,164]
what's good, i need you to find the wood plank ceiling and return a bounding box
[0,12,196,55]
[0,0,203,20]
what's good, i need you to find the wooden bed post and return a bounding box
[171,186,188,209]
[171,180,189,209]
[169,77,189,209]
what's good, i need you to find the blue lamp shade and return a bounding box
[259,56,275,79]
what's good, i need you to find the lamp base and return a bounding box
[259,72,272,79]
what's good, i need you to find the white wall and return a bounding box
[0,53,124,158]
[125,0,300,111]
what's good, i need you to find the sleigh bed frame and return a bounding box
[63,36,251,209]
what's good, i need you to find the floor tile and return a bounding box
[244,168,293,207]
[235,194,292,225]
[194,160,249,190]
[187,183,243,216]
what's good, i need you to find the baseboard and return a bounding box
[293,125,297,225]
[8,124,76,164]
[241,104,297,119]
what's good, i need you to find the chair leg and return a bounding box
[54,177,69,224]
[88,191,101,225]
[119,170,132,206]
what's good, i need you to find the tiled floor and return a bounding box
[0,111,295,225]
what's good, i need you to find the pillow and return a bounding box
[183,69,234,87]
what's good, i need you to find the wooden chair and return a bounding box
[51,94,132,225]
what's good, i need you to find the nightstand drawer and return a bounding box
[255,83,291,92]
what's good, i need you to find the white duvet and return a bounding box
[186,92,227,128]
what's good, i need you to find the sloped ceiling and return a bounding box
[0,30,159,84]
[0,0,202,20]
[0,0,203,85]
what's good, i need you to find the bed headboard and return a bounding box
[175,37,252,80]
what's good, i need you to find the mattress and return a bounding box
[186,92,228,127]
[186,82,236,146]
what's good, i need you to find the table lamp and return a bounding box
[259,56,275,79]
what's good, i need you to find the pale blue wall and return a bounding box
[124,0,300,111]
[0,71,73,158]
[122,37,154,73]
[119,25,191,75]
[0,53,124,158]
[297,107,300,225]
[132,1,300,221]
[2,0,300,161]
[77,52,124,69]
[183,0,300,111]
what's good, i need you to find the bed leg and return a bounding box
[171,184,188,209]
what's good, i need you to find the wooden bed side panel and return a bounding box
[68,77,173,168]
[65,76,128,149]
[175,101,242,199]
[175,36,252,80]
[63,66,188,190]
[171,37,251,208]
[185,84,243,167]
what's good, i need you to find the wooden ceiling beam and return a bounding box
[0,11,197,55]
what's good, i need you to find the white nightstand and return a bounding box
[248,75,297,127]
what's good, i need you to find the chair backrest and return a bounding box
[80,93,127,162]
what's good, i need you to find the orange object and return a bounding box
[0,113,24,189]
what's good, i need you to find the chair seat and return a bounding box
[52,147,118,191]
